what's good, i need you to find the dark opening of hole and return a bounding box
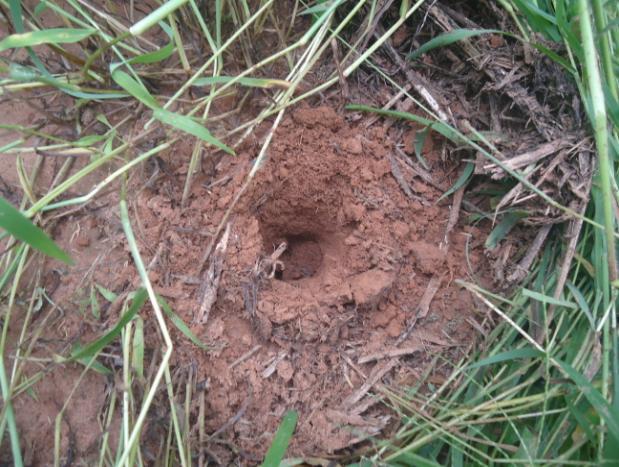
[276,234,323,281]
[274,267,283,280]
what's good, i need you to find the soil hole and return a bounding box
[277,234,323,281]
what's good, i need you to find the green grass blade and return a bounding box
[414,127,431,169]
[261,410,298,467]
[408,29,500,60]
[565,280,595,328]
[0,349,23,467]
[152,108,234,154]
[522,288,577,309]
[72,355,112,375]
[132,317,145,380]
[529,42,577,74]
[388,451,443,467]
[555,358,619,441]
[466,347,544,370]
[157,295,209,350]
[95,284,118,302]
[7,0,24,32]
[0,28,96,53]
[438,162,474,201]
[192,76,291,89]
[4,0,112,101]
[0,197,72,264]
[126,22,175,65]
[9,63,128,100]
[70,289,148,361]
[111,70,160,109]
[511,0,561,40]
[485,211,527,249]
[127,41,175,65]
[112,70,233,154]
[346,104,464,144]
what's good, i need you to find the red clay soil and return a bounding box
[2,104,492,464]
[133,104,490,460]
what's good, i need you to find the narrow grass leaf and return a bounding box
[409,29,501,60]
[4,0,117,101]
[158,295,209,350]
[568,400,597,443]
[511,0,561,41]
[485,211,527,248]
[33,1,47,17]
[466,347,544,370]
[522,288,577,309]
[0,196,72,264]
[74,133,108,147]
[261,410,298,467]
[73,354,112,375]
[112,69,233,153]
[530,42,577,74]
[555,0,583,58]
[511,428,536,463]
[414,127,431,169]
[565,280,595,328]
[388,452,442,467]
[126,22,175,65]
[192,76,291,89]
[90,285,100,320]
[300,0,344,44]
[346,104,464,144]
[9,63,127,99]
[70,288,148,361]
[111,70,159,109]
[0,28,96,52]
[438,162,474,201]
[95,284,118,302]
[127,41,174,65]
[152,107,234,154]
[555,358,619,441]
[299,1,332,16]
[132,317,145,380]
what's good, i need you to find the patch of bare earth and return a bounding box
[131,104,491,461]
[2,102,492,463]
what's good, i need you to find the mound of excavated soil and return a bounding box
[4,104,491,464]
[133,105,490,459]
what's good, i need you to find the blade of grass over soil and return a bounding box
[261,410,298,467]
[0,197,71,264]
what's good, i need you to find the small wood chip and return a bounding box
[358,345,424,364]
[344,359,398,408]
[443,186,464,247]
[261,351,287,379]
[228,345,262,369]
[507,224,551,283]
[417,275,443,319]
[196,223,230,324]
[389,152,414,198]
[350,393,384,416]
